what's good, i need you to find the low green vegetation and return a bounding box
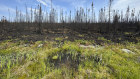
[97,37,112,43]
[0,39,140,79]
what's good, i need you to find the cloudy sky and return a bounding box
[0,0,139,19]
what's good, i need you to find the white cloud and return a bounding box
[71,0,86,8]
[36,0,67,12]
[0,5,16,19]
[0,5,15,13]
[36,0,51,6]
[113,0,140,11]
[59,0,87,8]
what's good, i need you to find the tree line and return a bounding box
[0,0,140,34]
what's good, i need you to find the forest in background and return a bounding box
[0,0,140,79]
[0,0,139,44]
[0,0,140,34]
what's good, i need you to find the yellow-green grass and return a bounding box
[0,39,139,79]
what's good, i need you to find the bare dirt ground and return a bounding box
[0,26,139,45]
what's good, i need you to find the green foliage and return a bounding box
[0,40,139,79]
[98,37,112,43]
[75,40,95,45]
[55,37,63,41]
[52,55,58,60]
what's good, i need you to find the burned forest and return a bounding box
[0,1,140,43]
[0,0,140,79]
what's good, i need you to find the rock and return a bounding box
[79,45,95,48]
[38,44,43,48]
[122,49,135,54]
[85,69,93,74]
[24,44,28,47]
[24,44,30,47]
[79,45,104,50]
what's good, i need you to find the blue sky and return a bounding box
[0,0,140,19]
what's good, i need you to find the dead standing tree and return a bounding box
[37,4,43,34]
[125,6,130,23]
[31,6,33,23]
[91,1,94,23]
[113,10,120,32]
[108,0,113,33]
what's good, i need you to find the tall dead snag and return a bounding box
[121,11,123,22]
[31,6,33,23]
[131,8,135,22]
[125,6,130,23]
[108,0,113,33]
[25,4,28,23]
[91,1,94,23]
[60,9,64,23]
[8,9,10,22]
[19,10,21,22]
[99,8,104,23]
[104,7,106,22]
[109,0,113,23]
[138,11,140,32]
[37,4,43,34]
[69,11,71,23]
[138,11,140,22]
[113,10,120,32]
[16,6,18,23]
